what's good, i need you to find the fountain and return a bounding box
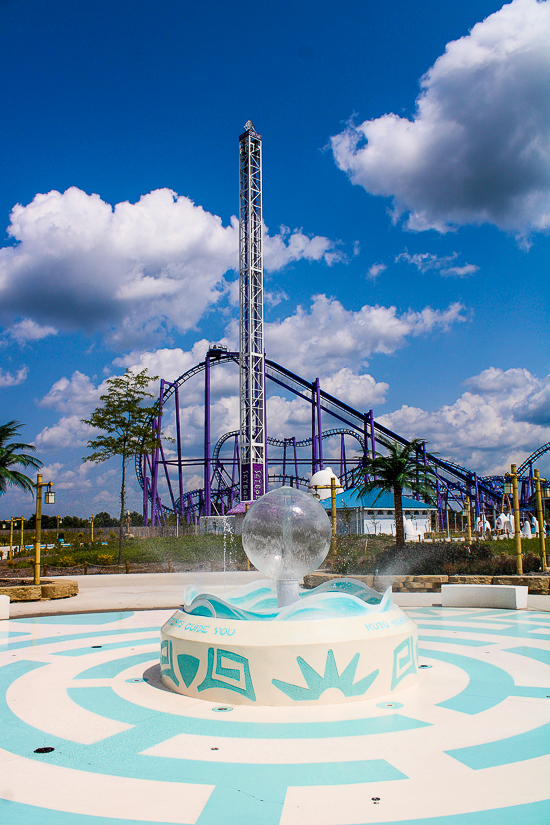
[161,486,419,705]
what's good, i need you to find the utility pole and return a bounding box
[239,120,266,503]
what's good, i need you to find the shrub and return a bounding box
[54,555,76,567]
[97,553,115,566]
[364,542,545,576]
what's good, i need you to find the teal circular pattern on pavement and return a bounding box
[0,606,549,824]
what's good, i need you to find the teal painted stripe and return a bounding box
[0,659,407,795]
[74,652,157,679]
[196,781,284,825]
[0,627,160,652]
[418,635,494,647]
[2,795,550,825]
[0,799,191,825]
[416,622,550,642]
[0,632,32,643]
[360,798,550,825]
[420,647,548,714]
[405,608,442,616]
[68,685,431,738]
[505,646,550,664]
[53,636,157,657]
[14,612,135,625]
[447,721,550,769]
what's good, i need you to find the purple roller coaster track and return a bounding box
[135,347,549,529]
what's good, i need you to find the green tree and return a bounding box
[0,421,43,497]
[82,370,160,563]
[356,438,435,548]
[94,511,119,527]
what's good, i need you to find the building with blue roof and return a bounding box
[322,488,435,537]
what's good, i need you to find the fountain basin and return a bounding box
[160,600,418,705]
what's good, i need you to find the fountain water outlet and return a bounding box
[161,486,419,706]
[242,486,331,607]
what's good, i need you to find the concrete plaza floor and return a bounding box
[1,574,549,824]
[7,571,550,618]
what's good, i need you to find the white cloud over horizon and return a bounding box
[331,0,550,238]
[0,187,340,349]
[379,366,550,475]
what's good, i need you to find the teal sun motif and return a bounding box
[272,650,379,701]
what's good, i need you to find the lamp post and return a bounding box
[33,473,56,585]
[534,470,547,571]
[56,515,61,542]
[462,497,472,543]
[504,465,522,575]
[90,515,94,543]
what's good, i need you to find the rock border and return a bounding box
[303,572,549,595]
[0,579,79,602]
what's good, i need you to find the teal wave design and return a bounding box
[183,578,392,621]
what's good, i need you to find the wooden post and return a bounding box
[331,477,338,565]
[534,469,547,571]
[511,464,523,575]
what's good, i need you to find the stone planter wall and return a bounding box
[303,572,549,595]
[0,579,78,602]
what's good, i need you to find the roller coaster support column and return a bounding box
[311,385,318,473]
[205,354,211,517]
[534,469,547,571]
[510,464,523,575]
[368,410,376,460]
[151,380,163,525]
[315,378,323,470]
[143,459,148,526]
[175,383,184,521]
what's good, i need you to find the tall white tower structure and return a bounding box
[239,120,266,501]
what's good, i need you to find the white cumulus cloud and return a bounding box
[8,318,58,343]
[379,366,550,475]
[331,0,550,237]
[0,366,28,387]
[34,415,93,450]
[0,187,340,349]
[264,294,466,376]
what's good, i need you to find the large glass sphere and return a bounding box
[242,486,331,580]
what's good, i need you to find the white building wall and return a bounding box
[335,507,434,537]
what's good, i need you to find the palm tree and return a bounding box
[356,437,435,548]
[0,421,43,496]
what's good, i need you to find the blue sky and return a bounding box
[1,0,549,518]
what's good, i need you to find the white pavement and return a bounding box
[7,571,550,617]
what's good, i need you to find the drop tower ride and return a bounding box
[239,120,266,502]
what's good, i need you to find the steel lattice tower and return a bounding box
[239,120,266,501]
